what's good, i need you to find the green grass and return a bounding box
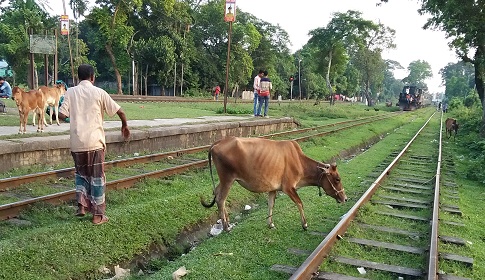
[437,140,484,279]
[0,108,424,280]
[138,110,430,280]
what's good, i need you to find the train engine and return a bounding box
[398,85,423,111]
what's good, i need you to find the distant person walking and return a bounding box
[442,103,448,113]
[214,85,221,101]
[257,70,272,118]
[58,64,130,225]
[253,70,264,116]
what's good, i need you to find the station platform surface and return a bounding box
[0,115,251,137]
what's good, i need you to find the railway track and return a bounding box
[270,113,472,279]
[0,113,398,220]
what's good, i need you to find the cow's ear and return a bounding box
[331,162,337,171]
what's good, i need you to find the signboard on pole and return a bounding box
[60,15,69,35]
[224,0,236,22]
[29,35,56,54]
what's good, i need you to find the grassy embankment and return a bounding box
[0,103,415,280]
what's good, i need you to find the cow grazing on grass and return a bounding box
[445,118,459,140]
[32,84,66,126]
[200,137,347,231]
[11,86,45,134]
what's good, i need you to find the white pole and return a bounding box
[173,62,177,96]
[290,80,293,100]
[299,59,302,101]
[132,60,135,95]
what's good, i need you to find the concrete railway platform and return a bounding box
[0,116,297,173]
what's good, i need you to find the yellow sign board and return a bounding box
[224,0,236,22]
[60,15,69,35]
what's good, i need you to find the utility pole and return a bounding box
[223,0,236,113]
[298,59,302,102]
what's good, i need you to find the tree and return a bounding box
[417,0,485,135]
[402,60,432,89]
[0,0,56,87]
[86,0,142,94]
[439,61,475,100]
[381,59,404,102]
[308,10,376,105]
[352,23,395,106]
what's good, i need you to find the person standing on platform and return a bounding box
[257,70,272,118]
[253,70,264,116]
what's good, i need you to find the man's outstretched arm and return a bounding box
[117,108,130,140]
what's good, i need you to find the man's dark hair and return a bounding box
[263,70,268,76]
[78,64,95,81]
[258,69,264,74]
[0,77,4,81]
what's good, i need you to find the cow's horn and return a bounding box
[318,163,331,170]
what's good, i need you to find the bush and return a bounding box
[464,89,481,108]
[183,88,207,97]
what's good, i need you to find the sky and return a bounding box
[51,0,458,94]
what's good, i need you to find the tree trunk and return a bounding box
[144,65,148,96]
[105,44,123,94]
[326,49,334,105]
[364,80,372,106]
[477,62,485,137]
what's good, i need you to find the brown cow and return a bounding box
[33,84,66,126]
[11,87,45,134]
[445,118,459,140]
[201,137,347,231]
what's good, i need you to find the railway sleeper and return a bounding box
[393,179,435,186]
[440,252,474,267]
[438,274,471,280]
[382,186,433,195]
[441,220,465,227]
[269,265,368,280]
[372,199,429,210]
[376,194,431,205]
[394,171,435,178]
[441,206,463,216]
[355,223,421,238]
[331,256,423,278]
[439,235,468,246]
[375,210,429,222]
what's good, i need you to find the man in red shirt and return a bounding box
[214,85,221,100]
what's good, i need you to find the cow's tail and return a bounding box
[200,144,217,208]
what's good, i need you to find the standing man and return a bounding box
[58,64,130,225]
[253,70,264,116]
[0,77,12,98]
[257,70,272,118]
[214,85,221,101]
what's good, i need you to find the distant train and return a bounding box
[398,85,423,111]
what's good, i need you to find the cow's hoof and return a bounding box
[302,223,308,231]
[268,223,275,229]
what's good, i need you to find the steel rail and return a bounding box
[0,114,394,191]
[0,146,209,191]
[427,112,444,279]
[0,160,208,220]
[289,112,436,280]
[261,113,392,140]
[0,113,397,220]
